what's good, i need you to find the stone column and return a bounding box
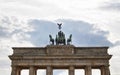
[101,65,110,75]
[69,66,74,75]
[29,66,36,75]
[47,66,53,75]
[104,65,110,75]
[16,68,21,75]
[11,66,21,75]
[101,66,105,75]
[85,66,91,75]
[11,66,17,75]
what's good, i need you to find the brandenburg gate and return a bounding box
[9,23,112,75]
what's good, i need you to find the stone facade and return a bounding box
[9,45,112,75]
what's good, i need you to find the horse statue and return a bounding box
[49,35,54,45]
[55,31,66,45]
[67,34,72,45]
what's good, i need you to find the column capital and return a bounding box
[104,65,110,67]
[47,65,52,68]
[69,66,74,70]
[86,65,91,67]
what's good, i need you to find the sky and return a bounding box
[0,0,120,75]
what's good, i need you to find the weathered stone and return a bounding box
[9,45,112,75]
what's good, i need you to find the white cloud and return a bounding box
[109,45,120,74]
[0,16,34,75]
[100,0,120,11]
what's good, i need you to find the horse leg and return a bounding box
[56,40,58,45]
[64,39,66,45]
[52,40,54,45]
[67,39,70,45]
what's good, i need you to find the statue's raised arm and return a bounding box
[57,23,62,30]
